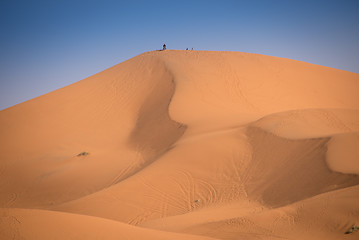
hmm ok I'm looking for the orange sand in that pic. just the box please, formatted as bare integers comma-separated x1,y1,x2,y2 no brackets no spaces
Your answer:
1,50,358,240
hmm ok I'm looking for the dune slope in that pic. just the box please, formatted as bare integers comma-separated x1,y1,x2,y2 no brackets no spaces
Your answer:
0,208,216,240
1,50,359,240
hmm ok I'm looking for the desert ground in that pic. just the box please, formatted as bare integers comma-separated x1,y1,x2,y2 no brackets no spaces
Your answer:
1,50,359,239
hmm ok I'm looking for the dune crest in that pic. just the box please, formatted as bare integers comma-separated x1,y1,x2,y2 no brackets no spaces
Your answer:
1,50,358,240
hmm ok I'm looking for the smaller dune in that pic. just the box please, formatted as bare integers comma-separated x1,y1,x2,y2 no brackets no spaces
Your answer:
251,108,359,139
0,208,216,240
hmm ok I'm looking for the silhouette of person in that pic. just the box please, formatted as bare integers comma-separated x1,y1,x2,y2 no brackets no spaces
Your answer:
163,44,166,50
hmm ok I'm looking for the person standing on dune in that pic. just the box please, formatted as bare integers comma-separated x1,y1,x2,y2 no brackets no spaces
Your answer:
163,44,166,50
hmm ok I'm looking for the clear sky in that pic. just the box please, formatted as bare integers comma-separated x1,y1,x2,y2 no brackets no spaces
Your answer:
1,0,358,110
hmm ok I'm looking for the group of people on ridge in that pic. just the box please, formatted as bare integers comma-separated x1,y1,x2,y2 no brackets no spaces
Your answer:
162,44,193,51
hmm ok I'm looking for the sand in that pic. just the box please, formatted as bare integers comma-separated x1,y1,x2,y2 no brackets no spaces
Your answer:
1,50,358,239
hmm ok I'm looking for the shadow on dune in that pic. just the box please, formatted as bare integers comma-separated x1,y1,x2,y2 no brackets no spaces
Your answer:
127,65,187,177
243,127,359,207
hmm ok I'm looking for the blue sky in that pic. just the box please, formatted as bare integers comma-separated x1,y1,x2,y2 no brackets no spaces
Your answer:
1,0,358,110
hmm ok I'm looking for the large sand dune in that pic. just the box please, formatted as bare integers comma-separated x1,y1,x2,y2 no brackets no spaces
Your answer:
1,50,358,239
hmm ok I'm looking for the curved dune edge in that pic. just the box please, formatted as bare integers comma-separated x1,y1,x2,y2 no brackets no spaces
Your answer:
251,108,359,139
250,108,359,174
1,50,359,240
0,208,217,240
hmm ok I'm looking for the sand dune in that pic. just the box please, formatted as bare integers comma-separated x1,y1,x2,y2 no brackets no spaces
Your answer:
1,50,358,239
0,208,216,240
